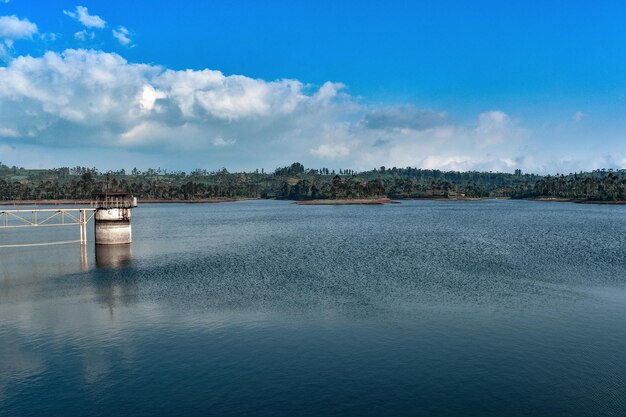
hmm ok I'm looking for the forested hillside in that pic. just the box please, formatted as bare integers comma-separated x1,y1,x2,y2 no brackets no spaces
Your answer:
1,162,625,201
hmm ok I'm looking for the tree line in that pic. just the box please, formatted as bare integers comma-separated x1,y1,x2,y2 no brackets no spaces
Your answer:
1,162,625,201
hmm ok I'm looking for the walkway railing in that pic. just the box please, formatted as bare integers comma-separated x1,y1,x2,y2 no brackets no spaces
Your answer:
92,200,134,209
0,208,96,247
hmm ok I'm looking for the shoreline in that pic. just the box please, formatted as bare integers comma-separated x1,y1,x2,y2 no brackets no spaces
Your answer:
574,200,626,205
139,198,255,204
2,197,625,206
527,197,626,205
293,198,399,205
395,197,503,201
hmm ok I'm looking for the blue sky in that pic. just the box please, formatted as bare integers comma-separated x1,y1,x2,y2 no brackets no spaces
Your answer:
0,0,625,173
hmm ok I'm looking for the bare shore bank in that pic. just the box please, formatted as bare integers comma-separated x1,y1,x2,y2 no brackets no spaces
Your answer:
397,197,500,201
529,197,626,205
293,198,399,205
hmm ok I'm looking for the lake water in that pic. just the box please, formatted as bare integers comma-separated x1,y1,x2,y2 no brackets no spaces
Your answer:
1,200,626,416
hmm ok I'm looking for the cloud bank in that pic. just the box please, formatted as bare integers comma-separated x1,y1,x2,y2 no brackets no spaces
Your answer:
0,48,543,172
0,49,349,149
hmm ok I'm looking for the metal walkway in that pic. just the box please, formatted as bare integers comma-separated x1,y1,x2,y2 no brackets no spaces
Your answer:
0,208,96,247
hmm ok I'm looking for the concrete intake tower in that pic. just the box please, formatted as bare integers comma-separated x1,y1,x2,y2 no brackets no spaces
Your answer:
94,192,138,245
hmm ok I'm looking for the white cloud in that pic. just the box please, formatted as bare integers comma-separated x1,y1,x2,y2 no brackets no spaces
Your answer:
573,111,585,122
40,32,58,42
63,6,106,29
473,110,519,147
0,127,19,137
138,85,166,111
0,15,37,43
74,30,94,41
112,26,132,46
310,143,350,159
0,49,350,153
313,81,346,103
212,137,236,147
0,15,37,60
333,109,533,173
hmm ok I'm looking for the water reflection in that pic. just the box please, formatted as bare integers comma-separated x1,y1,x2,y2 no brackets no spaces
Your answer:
0,244,93,290
80,244,88,271
95,244,132,269
91,275,137,318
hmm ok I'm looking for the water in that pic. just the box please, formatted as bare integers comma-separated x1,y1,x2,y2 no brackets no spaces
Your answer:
1,200,626,416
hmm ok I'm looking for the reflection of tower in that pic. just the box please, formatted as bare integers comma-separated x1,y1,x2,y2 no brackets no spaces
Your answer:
94,192,138,245
92,252,137,318
95,244,132,268
80,243,88,271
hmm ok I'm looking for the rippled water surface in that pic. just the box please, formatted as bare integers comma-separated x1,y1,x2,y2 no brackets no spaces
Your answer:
1,200,626,416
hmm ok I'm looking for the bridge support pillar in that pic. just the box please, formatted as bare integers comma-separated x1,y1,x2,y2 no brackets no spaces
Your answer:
79,210,88,244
